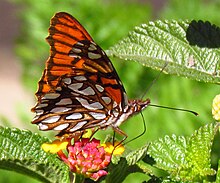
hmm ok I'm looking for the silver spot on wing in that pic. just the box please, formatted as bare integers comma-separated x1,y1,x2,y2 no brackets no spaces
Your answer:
123,92,128,106
89,112,106,119
38,123,49,130
79,87,95,95
41,116,60,123
76,97,104,110
42,93,60,99
75,42,84,46
71,47,82,53
66,113,83,120
68,83,83,91
56,98,72,105
63,78,71,85
95,84,104,92
51,107,72,113
35,103,48,109
69,121,87,132
113,101,118,108
88,43,97,51
88,52,102,59
53,123,69,131
35,109,44,115
102,96,111,105
32,115,40,121
74,76,87,81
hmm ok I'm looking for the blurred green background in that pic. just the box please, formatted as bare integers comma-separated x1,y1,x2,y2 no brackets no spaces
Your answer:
0,0,220,182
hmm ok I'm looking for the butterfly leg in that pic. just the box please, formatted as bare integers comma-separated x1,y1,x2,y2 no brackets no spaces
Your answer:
112,127,128,146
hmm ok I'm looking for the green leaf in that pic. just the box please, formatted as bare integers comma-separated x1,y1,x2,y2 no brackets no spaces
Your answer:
107,20,220,84
0,127,69,183
126,143,149,165
147,135,187,173
181,123,217,180
216,159,220,183
147,123,218,182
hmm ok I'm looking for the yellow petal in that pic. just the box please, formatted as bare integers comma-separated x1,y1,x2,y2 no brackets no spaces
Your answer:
41,139,68,154
212,94,220,121
102,142,125,155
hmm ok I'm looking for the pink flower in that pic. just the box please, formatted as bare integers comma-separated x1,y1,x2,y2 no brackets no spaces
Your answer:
57,138,111,181
41,137,124,181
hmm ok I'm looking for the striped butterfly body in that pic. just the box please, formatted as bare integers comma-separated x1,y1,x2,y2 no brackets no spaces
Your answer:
32,12,150,138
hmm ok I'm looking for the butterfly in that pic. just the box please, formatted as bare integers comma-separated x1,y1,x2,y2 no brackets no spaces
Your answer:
32,12,150,139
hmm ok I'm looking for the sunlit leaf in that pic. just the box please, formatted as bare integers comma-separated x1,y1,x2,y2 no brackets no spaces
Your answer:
147,123,218,182
0,127,69,183
108,20,220,84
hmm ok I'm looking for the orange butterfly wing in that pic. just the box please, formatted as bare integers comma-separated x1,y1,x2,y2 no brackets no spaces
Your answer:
32,12,131,136
36,12,93,98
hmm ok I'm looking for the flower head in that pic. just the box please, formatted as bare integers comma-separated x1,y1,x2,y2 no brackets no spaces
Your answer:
57,138,112,181
212,94,220,121
41,137,125,181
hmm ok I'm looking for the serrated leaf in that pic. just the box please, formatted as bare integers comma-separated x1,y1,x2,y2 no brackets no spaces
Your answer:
180,123,217,181
0,127,69,183
126,143,149,165
147,135,187,172
107,20,220,84
147,123,218,182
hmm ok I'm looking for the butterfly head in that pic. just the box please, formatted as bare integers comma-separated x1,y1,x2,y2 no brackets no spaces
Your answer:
127,98,150,113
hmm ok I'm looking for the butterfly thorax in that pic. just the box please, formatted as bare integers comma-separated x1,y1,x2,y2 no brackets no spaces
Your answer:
111,99,150,128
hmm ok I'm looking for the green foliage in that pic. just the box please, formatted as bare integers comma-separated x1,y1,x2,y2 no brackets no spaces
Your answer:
0,127,69,183
3,0,220,182
1,123,220,183
108,20,220,84
148,123,218,182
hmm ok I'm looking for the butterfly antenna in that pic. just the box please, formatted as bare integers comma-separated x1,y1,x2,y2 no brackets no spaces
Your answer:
123,111,146,145
149,104,198,116
141,62,168,100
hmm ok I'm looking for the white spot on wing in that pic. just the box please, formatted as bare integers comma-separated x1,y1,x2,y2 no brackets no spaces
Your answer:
54,123,69,130
42,116,60,123
66,113,83,120
79,87,95,95
38,123,49,130
69,121,87,132
88,44,97,51
76,42,84,46
123,92,128,106
51,107,71,113
76,97,104,110
89,112,106,119
72,47,82,53
102,96,111,105
113,101,118,108
63,78,71,85
35,103,48,109
74,76,87,81
88,52,101,59
68,83,83,91
42,93,60,99
32,115,40,121
95,84,104,92
35,109,44,115
56,98,72,105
